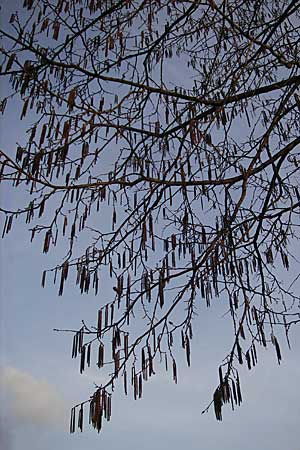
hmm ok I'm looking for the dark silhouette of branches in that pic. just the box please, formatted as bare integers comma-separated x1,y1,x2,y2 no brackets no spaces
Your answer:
1,0,300,433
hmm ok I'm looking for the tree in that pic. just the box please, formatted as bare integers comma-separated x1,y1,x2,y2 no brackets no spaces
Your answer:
1,0,300,434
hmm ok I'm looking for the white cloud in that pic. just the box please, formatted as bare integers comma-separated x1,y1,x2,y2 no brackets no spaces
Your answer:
0,366,68,429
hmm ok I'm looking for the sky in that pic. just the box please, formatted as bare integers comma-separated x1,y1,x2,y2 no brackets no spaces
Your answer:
0,223,299,450
1,1,300,450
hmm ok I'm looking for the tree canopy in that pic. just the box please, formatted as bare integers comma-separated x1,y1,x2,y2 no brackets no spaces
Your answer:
1,0,300,433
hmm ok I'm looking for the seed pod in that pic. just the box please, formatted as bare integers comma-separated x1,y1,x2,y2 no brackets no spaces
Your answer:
97,309,102,338
237,339,243,364
39,124,47,147
87,343,91,367
98,343,104,369
218,366,223,386
274,336,282,364
72,332,78,359
185,335,191,367
78,403,83,432
5,53,16,71
158,270,164,308
20,98,29,119
53,21,60,40
123,369,127,395
70,407,76,433
41,270,46,288
245,350,251,370
213,387,222,421
67,88,76,111
80,345,86,373
172,359,177,384
231,379,237,404
236,375,242,405
139,374,143,398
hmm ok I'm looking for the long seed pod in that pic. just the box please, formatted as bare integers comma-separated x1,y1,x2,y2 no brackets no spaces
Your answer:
236,339,243,364
87,343,91,367
231,379,237,405
274,336,282,364
123,369,127,395
98,343,104,369
139,373,143,398
185,335,191,367
245,350,251,370
72,333,78,359
97,309,102,338
70,407,76,433
172,358,177,384
41,270,46,288
124,333,129,359
236,375,242,405
80,345,86,373
78,403,84,432
213,388,223,421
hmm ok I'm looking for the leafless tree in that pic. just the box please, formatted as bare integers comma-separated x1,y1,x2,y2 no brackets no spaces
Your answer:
1,0,300,433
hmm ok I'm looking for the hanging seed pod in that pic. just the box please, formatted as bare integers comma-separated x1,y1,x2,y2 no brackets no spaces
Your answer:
231,379,237,404
78,328,84,353
80,345,86,373
222,379,230,403
93,271,99,296
5,53,16,71
250,347,256,367
93,390,101,432
53,21,60,40
59,268,65,296
20,98,29,119
110,303,114,325
158,270,164,308
236,339,243,364
87,343,91,367
245,350,251,370
72,332,78,359
240,322,245,339
114,350,120,376
133,373,138,400
98,343,104,368
107,395,112,421
185,335,191,367
141,347,146,371
123,369,128,395
139,374,143,398
236,375,242,405
213,388,223,421
70,407,76,433
78,403,84,432
148,350,154,377
41,17,49,32
252,343,258,364
97,309,102,338
201,225,206,244
43,230,51,253
41,270,46,288
124,334,129,359
273,336,282,364
104,304,109,328
39,124,47,147
260,326,267,347
218,366,223,386
67,88,76,111
172,358,177,384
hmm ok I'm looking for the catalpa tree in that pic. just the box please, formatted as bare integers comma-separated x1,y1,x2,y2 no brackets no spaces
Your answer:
1,0,300,433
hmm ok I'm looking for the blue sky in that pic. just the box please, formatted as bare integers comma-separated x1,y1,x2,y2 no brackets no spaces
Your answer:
1,216,300,450
1,1,300,449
